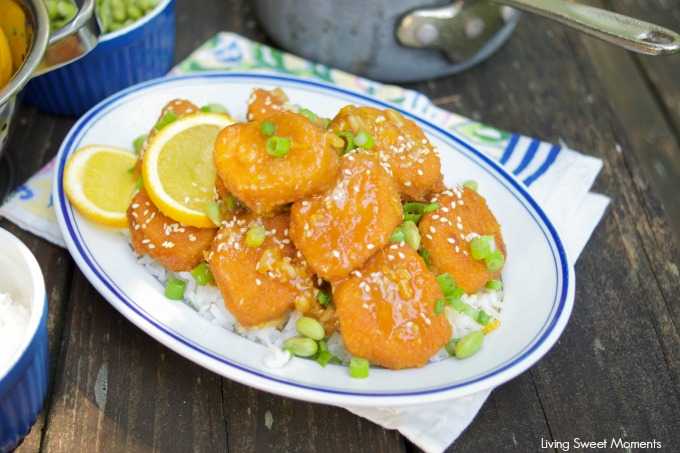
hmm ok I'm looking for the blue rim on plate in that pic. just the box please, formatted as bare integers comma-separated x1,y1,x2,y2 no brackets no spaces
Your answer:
53,72,575,406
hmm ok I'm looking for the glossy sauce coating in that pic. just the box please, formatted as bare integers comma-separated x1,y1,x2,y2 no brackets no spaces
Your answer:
289,152,402,282
208,211,315,327
419,186,506,294
127,188,217,272
214,112,342,214
333,242,451,369
329,105,445,201
246,88,291,121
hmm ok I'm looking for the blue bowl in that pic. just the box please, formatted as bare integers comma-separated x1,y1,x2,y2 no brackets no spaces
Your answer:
22,0,175,117
0,228,49,453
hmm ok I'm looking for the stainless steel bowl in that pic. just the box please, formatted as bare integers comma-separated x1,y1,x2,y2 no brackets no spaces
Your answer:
0,0,99,157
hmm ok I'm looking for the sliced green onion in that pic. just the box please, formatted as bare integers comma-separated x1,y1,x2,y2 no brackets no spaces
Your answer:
484,250,505,271
336,131,355,154
463,180,478,191
225,194,246,212
424,202,439,213
284,337,318,357
190,262,214,285
318,339,329,353
200,103,229,113
133,134,147,154
478,311,491,325
403,220,421,251
164,278,186,300
266,136,291,157
296,316,326,341
317,288,332,308
486,279,503,291
403,202,426,223
445,291,490,326
205,201,222,226
349,357,369,378
261,121,276,136
446,294,466,312
436,273,456,296
434,298,444,314
454,331,484,359
390,226,405,242
154,111,178,131
354,130,375,149
419,249,434,269
470,235,496,260
127,166,135,174
245,225,266,247
298,108,317,123
316,351,341,367
135,175,144,191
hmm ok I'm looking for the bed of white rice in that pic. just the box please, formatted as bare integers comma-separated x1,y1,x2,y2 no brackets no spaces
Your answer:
0,291,31,371
137,250,504,368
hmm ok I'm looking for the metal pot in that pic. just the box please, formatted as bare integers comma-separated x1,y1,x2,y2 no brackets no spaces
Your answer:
0,0,100,157
254,0,680,83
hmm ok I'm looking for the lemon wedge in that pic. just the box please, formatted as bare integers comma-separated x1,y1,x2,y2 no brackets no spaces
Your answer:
63,145,138,229
142,112,237,228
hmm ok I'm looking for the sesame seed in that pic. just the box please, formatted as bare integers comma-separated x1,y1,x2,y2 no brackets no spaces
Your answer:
332,250,340,258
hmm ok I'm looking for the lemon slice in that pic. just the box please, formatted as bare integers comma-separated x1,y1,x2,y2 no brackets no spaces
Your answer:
142,112,237,228
63,145,138,229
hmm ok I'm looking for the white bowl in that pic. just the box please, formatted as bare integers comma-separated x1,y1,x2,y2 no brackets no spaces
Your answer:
0,228,49,453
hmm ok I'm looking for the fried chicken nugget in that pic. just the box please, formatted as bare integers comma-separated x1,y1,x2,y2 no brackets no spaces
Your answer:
214,111,342,214
329,105,445,201
208,211,315,327
246,88,291,121
289,152,402,282
127,188,217,272
333,242,452,370
419,186,506,294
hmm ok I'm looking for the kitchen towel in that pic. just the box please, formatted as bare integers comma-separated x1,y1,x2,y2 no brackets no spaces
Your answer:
0,33,609,453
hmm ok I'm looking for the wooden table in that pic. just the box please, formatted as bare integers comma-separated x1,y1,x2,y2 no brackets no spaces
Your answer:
3,0,679,451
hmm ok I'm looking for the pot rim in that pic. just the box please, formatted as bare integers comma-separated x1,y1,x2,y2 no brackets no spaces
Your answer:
0,0,50,107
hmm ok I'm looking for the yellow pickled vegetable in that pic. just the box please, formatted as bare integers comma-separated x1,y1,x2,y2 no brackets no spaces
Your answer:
0,0,29,73
0,26,12,89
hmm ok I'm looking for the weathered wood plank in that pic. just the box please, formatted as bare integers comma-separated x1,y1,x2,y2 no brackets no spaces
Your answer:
40,273,228,452
222,380,406,453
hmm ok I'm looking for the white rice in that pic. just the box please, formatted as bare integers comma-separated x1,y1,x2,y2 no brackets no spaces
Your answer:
135,251,504,367
0,291,31,370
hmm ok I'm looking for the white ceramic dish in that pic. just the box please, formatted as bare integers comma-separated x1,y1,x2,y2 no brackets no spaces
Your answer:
53,72,574,407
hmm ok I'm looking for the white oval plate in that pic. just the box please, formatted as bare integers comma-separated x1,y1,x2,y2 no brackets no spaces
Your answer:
53,73,575,407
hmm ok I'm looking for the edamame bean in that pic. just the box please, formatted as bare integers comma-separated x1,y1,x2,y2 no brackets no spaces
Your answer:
295,316,325,341
454,330,484,359
284,337,318,357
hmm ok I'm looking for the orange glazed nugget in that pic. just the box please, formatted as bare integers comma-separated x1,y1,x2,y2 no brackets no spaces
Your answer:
133,99,201,177
214,111,342,214
247,88,291,121
329,105,444,201
334,242,452,370
208,211,314,327
419,186,506,294
127,188,217,272
289,152,402,282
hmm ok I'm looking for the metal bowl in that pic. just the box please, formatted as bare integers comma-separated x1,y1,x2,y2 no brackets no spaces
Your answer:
0,0,99,158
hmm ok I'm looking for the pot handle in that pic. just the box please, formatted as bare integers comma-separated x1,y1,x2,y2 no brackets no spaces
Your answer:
496,0,680,55
35,0,101,76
